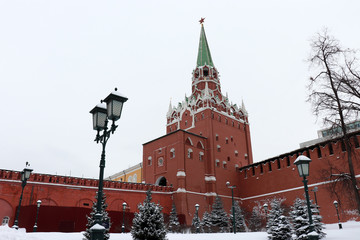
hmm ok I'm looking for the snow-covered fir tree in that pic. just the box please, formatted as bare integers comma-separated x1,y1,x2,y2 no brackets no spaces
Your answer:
200,211,212,233
167,202,180,233
131,189,166,240
311,202,326,239
209,195,230,232
83,192,111,240
229,200,247,232
248,206,262,232
267,198,290,239
269,215,292,240
291,198,310,240
290,198,326,240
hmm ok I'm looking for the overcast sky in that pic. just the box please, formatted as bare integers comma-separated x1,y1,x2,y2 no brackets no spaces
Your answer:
1,0,360,179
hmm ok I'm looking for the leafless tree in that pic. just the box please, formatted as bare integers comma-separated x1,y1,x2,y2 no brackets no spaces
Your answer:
308,29,360,215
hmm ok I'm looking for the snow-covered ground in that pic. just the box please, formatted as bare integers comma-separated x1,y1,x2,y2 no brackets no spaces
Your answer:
1,221,359,240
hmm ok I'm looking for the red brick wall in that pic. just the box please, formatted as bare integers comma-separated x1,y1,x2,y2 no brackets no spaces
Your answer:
0,170,173,232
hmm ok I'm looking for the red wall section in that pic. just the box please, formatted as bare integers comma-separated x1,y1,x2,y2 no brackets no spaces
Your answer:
0,170,173,232
237,136,360,223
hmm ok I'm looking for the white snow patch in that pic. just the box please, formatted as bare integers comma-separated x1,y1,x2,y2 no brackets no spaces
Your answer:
0,221,359,240
176,171,186,177
205,176,216,181
176,188,186,193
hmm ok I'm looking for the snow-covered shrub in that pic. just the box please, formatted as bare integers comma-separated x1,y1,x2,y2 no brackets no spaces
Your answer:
131,189,166,240
208,195,230,232
267,198,292,239
290,197,326,240
200,211,212,233
167,202,180,233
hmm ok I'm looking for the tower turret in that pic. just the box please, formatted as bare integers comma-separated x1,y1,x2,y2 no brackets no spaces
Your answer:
192,23,222,99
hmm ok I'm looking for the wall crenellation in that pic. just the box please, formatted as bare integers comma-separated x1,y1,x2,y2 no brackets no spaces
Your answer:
238,133,360,179
0,169,173,192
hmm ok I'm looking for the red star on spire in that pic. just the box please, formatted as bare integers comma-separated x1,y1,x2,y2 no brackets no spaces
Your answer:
199,18,205,24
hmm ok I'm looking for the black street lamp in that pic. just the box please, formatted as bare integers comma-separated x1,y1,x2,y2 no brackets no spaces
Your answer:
33,200,42,232
122,202,127,233
263,203,268,228
90,88,128,240
311,187,319,210
226,181,236,234
294,155,319,240
13,165,33,229
195,204,200,233
333,201,342,229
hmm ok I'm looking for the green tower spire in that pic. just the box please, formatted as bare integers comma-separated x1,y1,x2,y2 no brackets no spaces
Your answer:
196,24,214,67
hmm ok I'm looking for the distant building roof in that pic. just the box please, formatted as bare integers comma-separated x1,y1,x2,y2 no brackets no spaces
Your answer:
300,120,360,148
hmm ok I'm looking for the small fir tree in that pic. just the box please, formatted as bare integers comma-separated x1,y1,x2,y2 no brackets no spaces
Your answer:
229,201,247,232
291,198,325,240
168,202,180,233
291,198,310,240
200,211,212,233
267,198,286,239
270,215,292,240
131,189,166,240
311,202,326,239
83,192,111,240
248,206,262,232
209,195,230,232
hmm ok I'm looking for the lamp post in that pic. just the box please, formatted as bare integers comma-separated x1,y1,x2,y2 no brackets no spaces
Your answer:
294,155,319,240
311,187,319,210
90,88,128,240
333,201,342,229
122,202,127,233
226,181,236,234
13,165,33,229
33,200,42,232
195,204,200,233
263,203,268,229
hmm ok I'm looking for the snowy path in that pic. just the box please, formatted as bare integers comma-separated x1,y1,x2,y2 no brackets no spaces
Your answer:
1,221,359,240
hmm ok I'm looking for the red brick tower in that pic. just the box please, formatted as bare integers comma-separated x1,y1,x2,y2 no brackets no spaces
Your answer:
143,22,253,224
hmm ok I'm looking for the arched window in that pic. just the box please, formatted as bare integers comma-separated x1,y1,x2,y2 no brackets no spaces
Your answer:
203,67,209,77
223,161,227,169
215,159,220,167
128,176,132,182
199,152,204,161
133,174,137,183
197,141,204,149
170,148,175,158
148,156,152,166
187,148,193,159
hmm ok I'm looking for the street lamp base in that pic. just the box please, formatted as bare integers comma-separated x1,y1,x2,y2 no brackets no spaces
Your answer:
308,231,319,240
90,223,106,240
338,223,343,229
